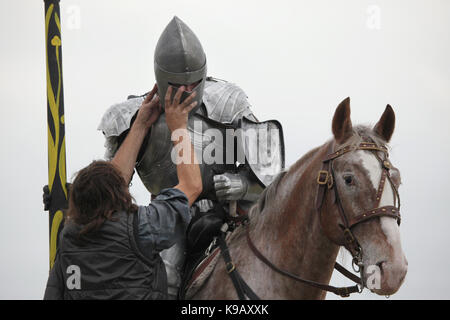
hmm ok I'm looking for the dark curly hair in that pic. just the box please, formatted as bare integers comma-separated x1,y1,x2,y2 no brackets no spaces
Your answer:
67,160,138,235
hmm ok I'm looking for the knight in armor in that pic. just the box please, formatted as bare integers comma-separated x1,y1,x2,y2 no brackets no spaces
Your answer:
98,16,285,299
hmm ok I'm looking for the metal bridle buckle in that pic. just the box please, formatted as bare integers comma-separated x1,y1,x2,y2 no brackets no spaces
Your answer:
317,170,329,185
339,287,350,298
226,262,236,274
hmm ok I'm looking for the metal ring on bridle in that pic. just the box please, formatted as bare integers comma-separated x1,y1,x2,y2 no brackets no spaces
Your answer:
352,258,362,273
352,247,363,273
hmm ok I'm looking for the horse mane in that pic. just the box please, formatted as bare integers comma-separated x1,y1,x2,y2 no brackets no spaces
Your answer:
246,145,324,221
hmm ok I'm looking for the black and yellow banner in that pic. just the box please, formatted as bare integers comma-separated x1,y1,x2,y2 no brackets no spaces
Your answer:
44,0,68,270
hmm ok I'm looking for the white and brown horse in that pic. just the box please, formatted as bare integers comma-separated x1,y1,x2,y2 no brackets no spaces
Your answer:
191,98,407,299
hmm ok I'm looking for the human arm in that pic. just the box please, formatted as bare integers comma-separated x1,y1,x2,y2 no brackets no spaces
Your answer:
164,85,202,206
110,85,161,185
136,188,191,252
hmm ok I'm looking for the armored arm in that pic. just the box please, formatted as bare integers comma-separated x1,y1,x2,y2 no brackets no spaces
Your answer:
213,170,263,203
98,97,144,160
212,107,264,203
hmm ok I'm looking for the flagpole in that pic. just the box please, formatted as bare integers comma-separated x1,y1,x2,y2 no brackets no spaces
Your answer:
44,0,68,269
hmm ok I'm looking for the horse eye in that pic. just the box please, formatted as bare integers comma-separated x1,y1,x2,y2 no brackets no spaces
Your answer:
343,174,354,186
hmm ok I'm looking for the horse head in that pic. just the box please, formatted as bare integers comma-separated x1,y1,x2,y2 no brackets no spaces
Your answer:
320,97,408,295
190,97,408,300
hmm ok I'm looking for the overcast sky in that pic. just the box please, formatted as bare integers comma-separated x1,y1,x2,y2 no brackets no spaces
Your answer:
1,0,449,299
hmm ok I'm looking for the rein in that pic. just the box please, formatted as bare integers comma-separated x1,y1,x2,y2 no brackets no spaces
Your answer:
224,141,401,299
245,225,361,297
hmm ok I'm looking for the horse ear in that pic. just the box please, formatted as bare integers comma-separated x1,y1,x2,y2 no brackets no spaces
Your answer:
332,97,353,144
374,104,395,142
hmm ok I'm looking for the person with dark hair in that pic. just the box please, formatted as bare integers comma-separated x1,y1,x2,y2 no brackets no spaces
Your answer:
43,84,202,300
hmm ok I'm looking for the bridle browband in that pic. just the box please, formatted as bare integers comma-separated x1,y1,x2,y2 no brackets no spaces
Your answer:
240,140,401,298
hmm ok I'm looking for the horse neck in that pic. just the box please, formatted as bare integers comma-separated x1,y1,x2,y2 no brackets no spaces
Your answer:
248,141,340,298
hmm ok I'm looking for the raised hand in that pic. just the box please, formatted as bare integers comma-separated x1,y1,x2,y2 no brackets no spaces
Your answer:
164,85,197,132
135,84,162,129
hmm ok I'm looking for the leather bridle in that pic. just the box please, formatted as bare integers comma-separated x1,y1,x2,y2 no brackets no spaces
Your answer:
315,141,401,271
242,140,401,298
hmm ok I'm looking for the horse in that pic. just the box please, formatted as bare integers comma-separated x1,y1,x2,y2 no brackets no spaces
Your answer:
190,97,408,299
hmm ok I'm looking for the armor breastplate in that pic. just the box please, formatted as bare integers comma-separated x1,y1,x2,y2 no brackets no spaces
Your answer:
135,107,235,199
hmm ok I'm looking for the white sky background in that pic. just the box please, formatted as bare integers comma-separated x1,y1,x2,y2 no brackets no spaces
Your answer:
0,0,449,299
